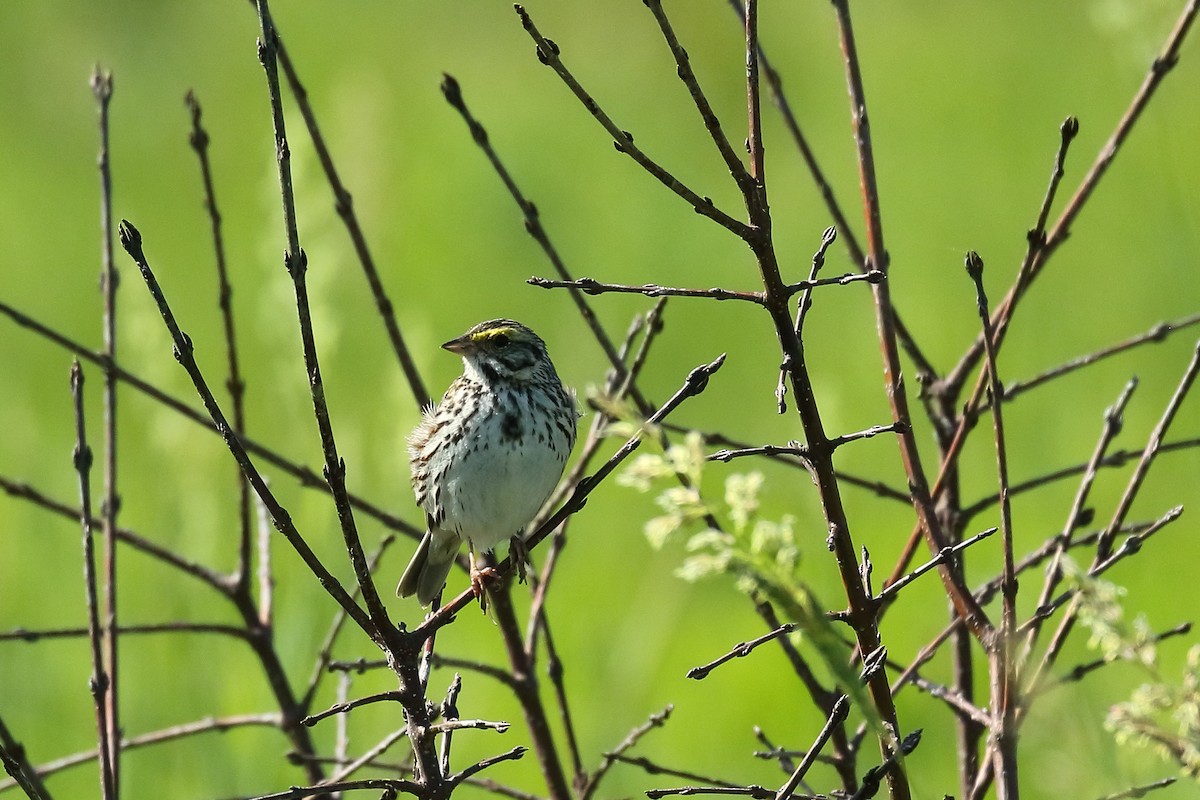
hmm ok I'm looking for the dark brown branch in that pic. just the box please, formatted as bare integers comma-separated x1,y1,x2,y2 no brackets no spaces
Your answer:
580,705,673,800
89,65,121,796
999,312,1200,404
253,0,391,634
301,692,403,728
728,2,936,383
271,29,429,410
687,623,799,681
0,713,52,800
528,276,763,304
186,90,254,597
68,363,115,800
118,220,371,633
512,5,751,237
1097,339,1200,559
832,1,990,657
875,527,997,606
772,696,848,800
0,715,280,792
1020,378,1138,659
642,0,754,199
440,73,649,412
1092,778,1177,800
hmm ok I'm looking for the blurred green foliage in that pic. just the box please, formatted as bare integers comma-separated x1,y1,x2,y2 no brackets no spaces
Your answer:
1,1,1199,799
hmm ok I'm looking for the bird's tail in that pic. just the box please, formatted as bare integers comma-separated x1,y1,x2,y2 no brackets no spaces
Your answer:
397,530,460,607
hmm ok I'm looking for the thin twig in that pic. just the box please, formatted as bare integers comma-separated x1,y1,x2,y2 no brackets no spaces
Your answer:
326,728,409,784
647,788,776,800
751,601,857,792
0,623,251,643
0,475,230,590
999,312,1200,404
773,696,848,800
301,692,403,728
581,706,673,800
687,624,799,681
1096,339,1200,559
965,252,1019,800
240,778,418,800
875,527,997,606
302,535,396,711
961,437,1200,523
528,277,763,304
440,73,646,409
447,747,528,790
883,115,1083,595
68,362,115,800
512,5,751,237
0,713,52,800
778,227,837,413
438,675,461,778
253,0,391,632
1040,622,1191,695
186,90,254,595
0,715,280,792
1092,777,1177,800
0,301,417,535
89,65,121,796
1021,377,1138,659
947,0,1199,394
538,611,585,789
118,220,371,633
271,27,429,409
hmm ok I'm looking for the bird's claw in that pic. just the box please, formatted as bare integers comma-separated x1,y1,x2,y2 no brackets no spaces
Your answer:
470,565,500,613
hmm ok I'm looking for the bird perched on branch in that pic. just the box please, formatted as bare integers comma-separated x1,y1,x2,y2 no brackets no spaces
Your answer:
398,319,577,607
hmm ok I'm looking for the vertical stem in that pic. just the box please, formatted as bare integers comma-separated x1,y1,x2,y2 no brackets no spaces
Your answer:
69,363,116,800
90,65,121,797
829,0,989,636
253,0,391,631
966,253,1019,800
186,92,253,595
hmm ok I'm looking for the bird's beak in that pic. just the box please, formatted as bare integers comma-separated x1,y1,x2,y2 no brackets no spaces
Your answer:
442,335,472,355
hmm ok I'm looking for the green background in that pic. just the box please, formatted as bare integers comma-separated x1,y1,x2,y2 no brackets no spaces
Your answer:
2,1,1199,798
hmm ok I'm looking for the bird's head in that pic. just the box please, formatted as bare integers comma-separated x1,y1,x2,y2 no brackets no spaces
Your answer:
444,319,551,383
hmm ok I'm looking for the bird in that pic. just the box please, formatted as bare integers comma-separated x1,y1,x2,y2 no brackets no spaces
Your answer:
397,318,577,607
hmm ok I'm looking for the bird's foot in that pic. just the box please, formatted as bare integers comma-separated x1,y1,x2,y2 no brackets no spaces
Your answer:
470,564,499,613
510,534,531,584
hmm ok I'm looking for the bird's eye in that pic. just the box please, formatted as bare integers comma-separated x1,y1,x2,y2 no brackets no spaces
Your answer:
492,332,511,348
